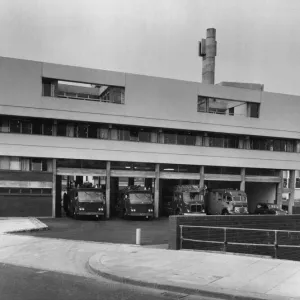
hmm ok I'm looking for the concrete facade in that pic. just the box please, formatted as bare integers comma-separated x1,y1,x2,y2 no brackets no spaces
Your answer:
0,56,299,217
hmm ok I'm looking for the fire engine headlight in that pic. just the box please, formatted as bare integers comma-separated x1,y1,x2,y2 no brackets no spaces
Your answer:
148,209,153,212
131,209,136,212
79,207,85,211
234,207,240,213
98,208,103,211
186,209,190,213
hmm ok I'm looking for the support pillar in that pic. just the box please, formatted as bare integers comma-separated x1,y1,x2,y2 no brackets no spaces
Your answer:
154,163,160,218
199,166,205,189
240,168,245,192
288,170,296,215
295,140,300,153
244,136,251,150
52,158,56,218
276,170,283,207
106,161,111,219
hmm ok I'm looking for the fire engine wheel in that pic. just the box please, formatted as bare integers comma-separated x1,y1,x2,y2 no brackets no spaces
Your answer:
222,209,229,215
175,208,181,215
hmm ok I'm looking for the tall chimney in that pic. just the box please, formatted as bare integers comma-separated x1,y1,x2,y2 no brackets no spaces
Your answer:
200,28,217,84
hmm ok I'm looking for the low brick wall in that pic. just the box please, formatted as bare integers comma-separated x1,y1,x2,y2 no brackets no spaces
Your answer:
169,215,300,260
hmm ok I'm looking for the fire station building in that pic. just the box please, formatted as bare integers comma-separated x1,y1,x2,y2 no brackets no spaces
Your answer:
0,53,300,218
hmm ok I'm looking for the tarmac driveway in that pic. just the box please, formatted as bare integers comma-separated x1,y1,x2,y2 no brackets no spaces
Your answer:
16,217,169,245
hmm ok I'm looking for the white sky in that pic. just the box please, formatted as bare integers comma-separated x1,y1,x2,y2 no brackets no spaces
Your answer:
0,0,300,95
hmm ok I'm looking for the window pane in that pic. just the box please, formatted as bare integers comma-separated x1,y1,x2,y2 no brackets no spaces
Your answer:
57,122,67,136
197,96,207,112
77,123,88,138
43,120,53,136
249,103,260,118
21,121,32,134
43,82,52,96
31,159,42,171
10,120,21,133
10,157,21,170
139,130,151,142
88,124,98,139
32,120,43,135
0,156,10,169
164,131,176,144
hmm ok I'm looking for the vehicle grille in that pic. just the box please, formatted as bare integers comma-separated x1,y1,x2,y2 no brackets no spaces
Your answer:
190,205,203,213
131,204,152,213
83,202,102,212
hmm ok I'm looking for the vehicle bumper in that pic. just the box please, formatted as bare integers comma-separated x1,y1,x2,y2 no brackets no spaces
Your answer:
127,212,154,217
184,212,206,215
76,212,105,216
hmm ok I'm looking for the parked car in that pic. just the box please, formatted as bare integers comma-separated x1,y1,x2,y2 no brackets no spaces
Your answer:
254,203,287,215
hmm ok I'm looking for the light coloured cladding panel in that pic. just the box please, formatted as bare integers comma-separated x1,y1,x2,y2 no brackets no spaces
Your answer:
0,180,52,188
1,133,300,170
110,170,155,178
42,62,126,86
159,172,199,180
204,174,241,181
56,168,106,176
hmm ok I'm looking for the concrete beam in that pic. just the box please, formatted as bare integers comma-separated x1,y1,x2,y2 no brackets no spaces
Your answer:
160,172,199,180
154,163,160,218
52,158,56,218
106,161,111,219
110,170,155,178
204,174,241,181
245,176,281,183
57,167,106,176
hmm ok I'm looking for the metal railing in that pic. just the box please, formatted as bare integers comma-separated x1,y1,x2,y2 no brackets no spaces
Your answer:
179,225,300,259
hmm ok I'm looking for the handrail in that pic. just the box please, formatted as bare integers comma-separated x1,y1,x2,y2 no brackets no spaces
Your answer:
179,225,300,258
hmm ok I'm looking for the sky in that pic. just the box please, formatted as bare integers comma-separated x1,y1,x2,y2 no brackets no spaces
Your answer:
0,0,300,95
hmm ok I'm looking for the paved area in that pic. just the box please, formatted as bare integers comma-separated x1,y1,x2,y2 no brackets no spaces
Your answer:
17,217,169,245
0,234,221,300
89,246,300,300
0,217,48,234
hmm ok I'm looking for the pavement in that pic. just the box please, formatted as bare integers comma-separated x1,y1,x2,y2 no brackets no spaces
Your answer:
0,217,48,234
2,218,300,299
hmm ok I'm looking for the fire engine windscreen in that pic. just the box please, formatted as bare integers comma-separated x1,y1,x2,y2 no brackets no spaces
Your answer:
78,191,105,202
183,192,201,203
129,193,153,204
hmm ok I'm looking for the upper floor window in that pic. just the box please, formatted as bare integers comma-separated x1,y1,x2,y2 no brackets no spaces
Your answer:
42,78,125,104
197,96,260,118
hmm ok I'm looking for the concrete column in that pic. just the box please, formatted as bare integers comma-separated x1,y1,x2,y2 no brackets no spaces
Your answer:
199,166,205,189
288,170,296,215
276,170,283,207
106,161,111,219
240,168,246,192
154,163,160,218
52,158,56,218
52,120,57,136
158,130,164,144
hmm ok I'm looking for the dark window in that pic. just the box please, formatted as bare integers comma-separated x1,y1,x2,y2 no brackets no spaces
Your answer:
10,119,21,133
229,107,234,115
21,188,32,194
197,96,208,112
32,120,43,135
43,79,52,97
42,189,52,195
249,103,260,118
77,123,88,138
43,120,53,136
21,120,32,134
138,129,151,142
10,188,21,194
57,122,67,136
129,128,139,141
31,159,42,171
296,178,300,188
164,131,177,144
88,123,98,139
32,189,42,194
